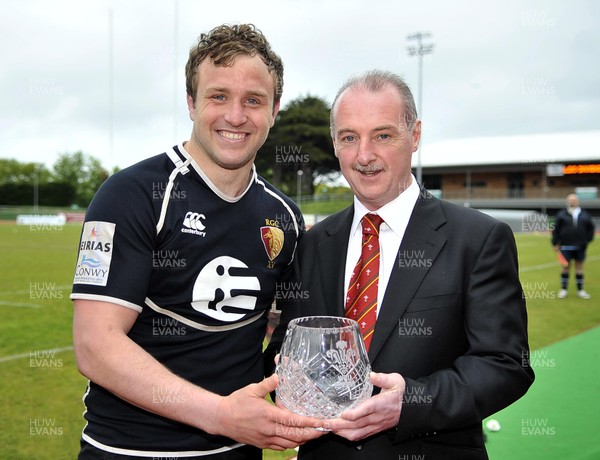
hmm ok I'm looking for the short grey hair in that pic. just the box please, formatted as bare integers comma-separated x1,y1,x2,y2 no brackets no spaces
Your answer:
330,69,418,133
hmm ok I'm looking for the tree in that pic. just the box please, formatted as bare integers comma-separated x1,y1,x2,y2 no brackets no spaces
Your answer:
256,95,338,198
52,151,109,207
0,159,69,206
0,159,52,184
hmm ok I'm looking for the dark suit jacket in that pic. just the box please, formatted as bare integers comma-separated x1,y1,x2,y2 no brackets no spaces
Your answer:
265,190,535,459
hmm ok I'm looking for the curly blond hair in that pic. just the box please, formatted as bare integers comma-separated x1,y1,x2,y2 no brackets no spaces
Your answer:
185,24,283,107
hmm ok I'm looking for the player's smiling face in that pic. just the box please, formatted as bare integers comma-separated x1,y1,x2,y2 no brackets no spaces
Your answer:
186,54,279,172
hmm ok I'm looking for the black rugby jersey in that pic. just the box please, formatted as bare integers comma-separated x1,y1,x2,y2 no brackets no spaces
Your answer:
71,144,304,456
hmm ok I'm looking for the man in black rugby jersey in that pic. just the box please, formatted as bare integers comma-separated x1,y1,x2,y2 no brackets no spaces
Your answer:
71,24,323,459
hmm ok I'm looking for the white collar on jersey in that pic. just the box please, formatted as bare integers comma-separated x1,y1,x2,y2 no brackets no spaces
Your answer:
177,143,257,203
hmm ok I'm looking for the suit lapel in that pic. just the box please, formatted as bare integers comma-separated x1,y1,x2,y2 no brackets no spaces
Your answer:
315,207,354,317
368,192,448,361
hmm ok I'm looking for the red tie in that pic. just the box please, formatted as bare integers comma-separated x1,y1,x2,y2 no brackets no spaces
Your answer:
345,213,384,351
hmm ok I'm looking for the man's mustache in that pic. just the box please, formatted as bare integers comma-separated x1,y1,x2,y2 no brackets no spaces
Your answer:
353,165,384,173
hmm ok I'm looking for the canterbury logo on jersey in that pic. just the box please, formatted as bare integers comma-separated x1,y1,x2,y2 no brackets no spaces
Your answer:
181,211,206,237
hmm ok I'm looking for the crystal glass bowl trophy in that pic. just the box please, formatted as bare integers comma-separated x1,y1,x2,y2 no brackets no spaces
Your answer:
276,316,373,419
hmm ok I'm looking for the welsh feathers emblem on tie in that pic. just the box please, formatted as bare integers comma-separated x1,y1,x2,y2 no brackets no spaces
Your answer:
260,226,284,268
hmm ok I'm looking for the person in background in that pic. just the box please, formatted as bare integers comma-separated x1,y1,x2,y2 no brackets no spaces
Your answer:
552,193,595,299
71,24,323,459
266,69,534,459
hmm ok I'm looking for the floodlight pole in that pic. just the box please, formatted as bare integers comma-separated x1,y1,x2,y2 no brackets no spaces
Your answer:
108,7,114,169
407,32,434,186
33,163,39,212
173,0,179,141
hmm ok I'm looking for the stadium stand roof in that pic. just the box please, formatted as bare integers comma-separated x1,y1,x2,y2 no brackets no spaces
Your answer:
418,130,600,168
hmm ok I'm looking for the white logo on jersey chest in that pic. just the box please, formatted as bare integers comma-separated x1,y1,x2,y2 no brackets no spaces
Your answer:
181,211,207,237
191,256,260,322
183,211,206,230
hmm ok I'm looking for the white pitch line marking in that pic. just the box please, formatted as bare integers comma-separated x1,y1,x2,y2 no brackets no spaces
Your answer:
0,346,74,363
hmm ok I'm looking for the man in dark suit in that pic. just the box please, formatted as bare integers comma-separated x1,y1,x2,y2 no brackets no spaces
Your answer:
265,70,534,459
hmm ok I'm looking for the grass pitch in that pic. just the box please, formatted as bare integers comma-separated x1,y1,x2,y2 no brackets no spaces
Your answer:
0,223,598,459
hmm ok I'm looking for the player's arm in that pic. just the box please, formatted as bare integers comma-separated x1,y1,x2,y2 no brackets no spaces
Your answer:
73,299,223,429
73,299,324,450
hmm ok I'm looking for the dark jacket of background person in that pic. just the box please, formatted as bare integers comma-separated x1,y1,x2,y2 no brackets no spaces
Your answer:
552,208,595,247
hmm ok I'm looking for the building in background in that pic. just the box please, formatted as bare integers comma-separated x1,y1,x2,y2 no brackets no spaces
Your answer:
419,130,600,220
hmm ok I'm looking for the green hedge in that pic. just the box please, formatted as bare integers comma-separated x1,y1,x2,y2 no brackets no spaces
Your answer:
0,182,75,206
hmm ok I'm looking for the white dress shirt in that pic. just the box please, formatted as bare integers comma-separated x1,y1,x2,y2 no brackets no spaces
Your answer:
570,207,581,225
344,175,420,316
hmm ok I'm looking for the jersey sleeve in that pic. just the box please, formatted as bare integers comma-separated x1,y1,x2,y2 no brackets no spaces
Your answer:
71,171,158,312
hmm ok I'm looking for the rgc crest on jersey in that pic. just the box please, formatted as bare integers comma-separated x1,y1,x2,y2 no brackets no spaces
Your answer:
261,219,284,269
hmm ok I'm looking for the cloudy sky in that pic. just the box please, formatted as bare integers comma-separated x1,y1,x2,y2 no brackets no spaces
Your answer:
2,0,599,171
